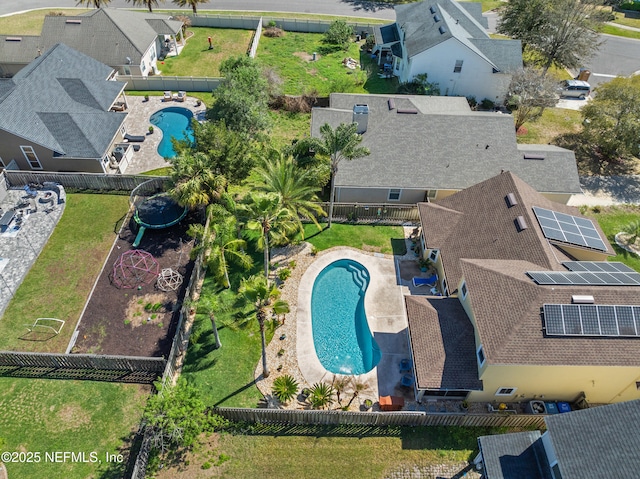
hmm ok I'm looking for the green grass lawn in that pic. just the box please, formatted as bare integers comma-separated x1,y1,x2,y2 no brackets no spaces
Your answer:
515,108,583,145
0,378,148,479
268,110,312,149
301,224,407,255
469,0,504,12
611,11,640,29
582,205,640,272
0,194,129,353
0,9,90,35
600,23,640,39
160,28,253,77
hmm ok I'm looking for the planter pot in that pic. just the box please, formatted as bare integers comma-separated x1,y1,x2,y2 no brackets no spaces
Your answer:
420,266,427,272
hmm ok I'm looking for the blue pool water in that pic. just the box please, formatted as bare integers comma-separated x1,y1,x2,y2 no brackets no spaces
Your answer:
311,259,381,375
149,107,194,158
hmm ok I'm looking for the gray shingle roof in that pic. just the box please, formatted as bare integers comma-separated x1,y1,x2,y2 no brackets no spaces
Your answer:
0,35,42,63
311,94,581,195
405,296,482,390
0,43,125,158
545,400,640,479
478,431,552,479
470,38,523,72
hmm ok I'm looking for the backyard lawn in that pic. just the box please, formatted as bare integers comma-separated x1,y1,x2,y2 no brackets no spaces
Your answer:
0,194,129,353
515,108,583,145
0,377,148,479
301,223,407,255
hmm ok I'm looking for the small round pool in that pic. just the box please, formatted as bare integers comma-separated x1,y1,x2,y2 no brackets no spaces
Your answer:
311,259,381,375
149,107,194,159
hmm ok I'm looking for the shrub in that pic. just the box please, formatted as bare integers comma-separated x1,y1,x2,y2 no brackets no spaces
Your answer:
323,19,353,51
466,96,477,109
273,374,299,403
278,268,291,282
289,260,297,269
620,2,640,11
308,382,335,409
480,98,495,110
263,26,285,38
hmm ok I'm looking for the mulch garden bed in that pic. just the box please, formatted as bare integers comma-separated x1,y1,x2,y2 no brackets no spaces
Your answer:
72,212,198,358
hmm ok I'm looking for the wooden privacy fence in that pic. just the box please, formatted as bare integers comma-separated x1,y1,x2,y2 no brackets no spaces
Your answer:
214,407,547,429
4,170,169,192
0,351,165,383
314,202,420,225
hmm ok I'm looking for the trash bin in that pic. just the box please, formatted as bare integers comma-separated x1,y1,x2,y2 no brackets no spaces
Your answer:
577,69,591,81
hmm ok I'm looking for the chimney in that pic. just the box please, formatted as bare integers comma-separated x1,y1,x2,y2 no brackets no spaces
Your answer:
353,104,369,134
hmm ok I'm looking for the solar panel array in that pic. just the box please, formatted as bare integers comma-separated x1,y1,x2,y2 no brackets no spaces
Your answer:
544,304,640,337
562,261,636,273
532,207,608,252
528,270,640,286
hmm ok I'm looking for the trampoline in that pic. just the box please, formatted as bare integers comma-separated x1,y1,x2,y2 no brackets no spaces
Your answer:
132,193,187,247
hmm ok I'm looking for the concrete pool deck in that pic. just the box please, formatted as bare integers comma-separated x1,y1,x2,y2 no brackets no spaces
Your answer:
296,248,410,401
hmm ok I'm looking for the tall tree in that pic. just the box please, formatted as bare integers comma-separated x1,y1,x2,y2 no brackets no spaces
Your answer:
240,193,296,279
252,150,326,237
75,0,111,7
195,295,226,349
239,275,290,378
172,0,208,14
506,67,559,131
581,75,640,164
128,0,163,12
310,123,370,228
188,205,252,288
498,0,608,74
168,152,227,209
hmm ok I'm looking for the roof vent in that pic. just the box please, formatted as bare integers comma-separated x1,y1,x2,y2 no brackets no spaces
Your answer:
506,193,518,208
433,14,441,22
572,295,594,304
352,104,369,134
397,108,418,114
438,26,447,35
515,216,528,231
429,5,436,13
388,98,395,110
65,19,82,24
524,153,545,160
5,37,22,42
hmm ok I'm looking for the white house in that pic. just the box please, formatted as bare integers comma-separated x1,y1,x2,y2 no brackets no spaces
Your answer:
373,0,522,103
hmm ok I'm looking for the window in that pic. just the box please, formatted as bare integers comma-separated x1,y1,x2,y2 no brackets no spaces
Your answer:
20,146,42,169
429,249,439,262
441,277,448,296
460,281,468,299
427,189,437,200
454,60,463,73
551,463,563,479
476,346,485,367
388,189,401,201
495,387,517,396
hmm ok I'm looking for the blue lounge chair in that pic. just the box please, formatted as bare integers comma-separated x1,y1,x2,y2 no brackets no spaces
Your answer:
412,274,437,287
400,374,414,388
399,358,412,373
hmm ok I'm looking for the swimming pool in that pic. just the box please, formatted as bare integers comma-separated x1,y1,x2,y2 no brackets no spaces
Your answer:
311,259,381,375
149,107,194,159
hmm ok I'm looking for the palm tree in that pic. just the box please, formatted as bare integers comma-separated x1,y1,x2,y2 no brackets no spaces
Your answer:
252,150,326,238
196,295,225,349
188,205,252,288
239,275,289,378
169,152,227,209
127,0,163,13
621,219,640,244
173,0,208,14
311,123,370,228
75,0,111,7
240,193,297,279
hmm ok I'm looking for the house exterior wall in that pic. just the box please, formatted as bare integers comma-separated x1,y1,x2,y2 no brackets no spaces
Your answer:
335,187,427,204
468,363,640,404
541,192,572,205
555,244,611,262
401,38,512,104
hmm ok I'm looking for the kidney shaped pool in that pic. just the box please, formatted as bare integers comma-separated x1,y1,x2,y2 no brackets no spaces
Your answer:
149,107,194,159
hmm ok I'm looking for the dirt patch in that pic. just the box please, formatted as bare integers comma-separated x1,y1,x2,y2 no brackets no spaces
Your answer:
361,244,382,253
72,212,196,358
154,433,223,479
293,51,316,62
56,404,90,430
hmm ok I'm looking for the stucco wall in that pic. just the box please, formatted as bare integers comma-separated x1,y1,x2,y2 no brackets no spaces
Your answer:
541,192,572,205
335,187,427,204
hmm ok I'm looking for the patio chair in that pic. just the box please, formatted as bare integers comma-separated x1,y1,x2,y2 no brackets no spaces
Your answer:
163,91,173,102
412,274,437,287
23,184,37,198
176,91,187,102
124,133,145,143
399,358,412,373
400,374,414,388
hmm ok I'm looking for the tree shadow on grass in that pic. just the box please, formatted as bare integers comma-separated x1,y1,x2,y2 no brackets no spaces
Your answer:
339,0,398,12
96,427,141,479
212,379,259,407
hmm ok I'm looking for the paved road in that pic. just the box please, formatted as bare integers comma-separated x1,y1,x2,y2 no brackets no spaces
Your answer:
0,0,396,19
583,34,640,89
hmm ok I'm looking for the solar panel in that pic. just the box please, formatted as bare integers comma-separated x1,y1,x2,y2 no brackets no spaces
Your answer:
532,207,608,251
562,261,636,273
527,271,640,286
543,304,640,338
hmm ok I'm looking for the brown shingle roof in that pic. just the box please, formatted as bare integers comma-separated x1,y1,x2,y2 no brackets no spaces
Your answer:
461,259,640,366
419,171,614,290
405,296,482,390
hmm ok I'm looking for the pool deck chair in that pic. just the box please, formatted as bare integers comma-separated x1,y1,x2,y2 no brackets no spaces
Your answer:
412,274,437,287
163,91,173,101
124,133,145,143
176,91,187,102
399,358,412,373
400,374,414,388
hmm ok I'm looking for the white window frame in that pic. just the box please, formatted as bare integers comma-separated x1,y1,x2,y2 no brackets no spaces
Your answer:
477,345,486,367
551,462,563,479
388,188,401,201
428,249,439,262
495,387,517,396
441,277,448,296
460,281,468,300
453,60,463,73
20,146,42,170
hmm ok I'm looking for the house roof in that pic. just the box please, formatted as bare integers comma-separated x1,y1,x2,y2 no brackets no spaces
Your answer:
545,399,640,479
405,295,482,390
311,94,581,196
374,23,400,45
0,43,125,158
478,431,552,479
461,258,640,367
0,35,42,63
0,8,182,67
